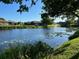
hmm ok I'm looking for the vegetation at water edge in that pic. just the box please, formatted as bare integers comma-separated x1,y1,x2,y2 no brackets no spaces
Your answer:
0,41,53,59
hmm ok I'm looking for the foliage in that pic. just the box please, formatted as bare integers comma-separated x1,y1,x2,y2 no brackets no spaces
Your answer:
0,18,5,21
69,30,79,40
42,0,79,19
44,37,79,59
0,41,53,59
0,0,38,13
0,32,79,59
1,0,79,19
65,19,76,27
41,13,54,25
58,17,77,27
0,24,59,30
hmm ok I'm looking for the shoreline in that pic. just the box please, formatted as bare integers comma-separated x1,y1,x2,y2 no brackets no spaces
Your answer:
0,24,60,30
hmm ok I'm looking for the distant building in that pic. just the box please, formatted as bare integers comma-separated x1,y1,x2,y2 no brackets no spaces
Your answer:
57,22,66,27
7,21,16,25
30,21,42,26
0,18,9,25
24,21,42,26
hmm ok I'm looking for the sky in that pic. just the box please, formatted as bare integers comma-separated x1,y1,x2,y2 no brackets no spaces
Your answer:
0,0,42,22
0,0,64,22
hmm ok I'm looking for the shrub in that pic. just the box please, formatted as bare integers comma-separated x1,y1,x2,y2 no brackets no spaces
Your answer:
0,41,53,59
69,30,79,40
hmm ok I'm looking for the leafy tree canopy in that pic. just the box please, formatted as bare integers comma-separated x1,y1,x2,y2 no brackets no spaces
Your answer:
1,0,79,20
42,0,79,19
0,18,5,20
41,13,54,25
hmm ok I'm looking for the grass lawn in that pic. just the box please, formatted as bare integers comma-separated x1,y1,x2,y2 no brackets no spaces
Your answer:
44,37,79,59
0,24,60,30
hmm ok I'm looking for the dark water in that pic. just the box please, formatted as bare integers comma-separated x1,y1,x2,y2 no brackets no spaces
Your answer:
0,27,76,49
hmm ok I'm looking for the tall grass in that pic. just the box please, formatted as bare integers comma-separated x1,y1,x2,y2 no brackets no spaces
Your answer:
0,24,59,30
0,25,42,30
0,41,53,59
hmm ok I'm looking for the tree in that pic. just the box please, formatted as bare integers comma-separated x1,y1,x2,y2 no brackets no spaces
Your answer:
1,0,79,23
65,16,76,27
42,0,79,19
1,0,79,19
41,13,53,25
0,18,5,21
0,0,38,13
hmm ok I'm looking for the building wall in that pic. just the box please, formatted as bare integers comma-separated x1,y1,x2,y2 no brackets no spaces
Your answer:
0,20,9,25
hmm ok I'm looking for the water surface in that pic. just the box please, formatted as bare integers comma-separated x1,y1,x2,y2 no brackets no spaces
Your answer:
0,27,76,49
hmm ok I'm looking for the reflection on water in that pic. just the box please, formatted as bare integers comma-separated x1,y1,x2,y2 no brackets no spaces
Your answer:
65,28,77,32
42,28,54,39
0,27,76,49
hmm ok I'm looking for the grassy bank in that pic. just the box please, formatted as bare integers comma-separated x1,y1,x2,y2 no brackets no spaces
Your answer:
0,37,79,59
0,41,53,59
0,24,60,30
0,25,41,30
44,37,79,59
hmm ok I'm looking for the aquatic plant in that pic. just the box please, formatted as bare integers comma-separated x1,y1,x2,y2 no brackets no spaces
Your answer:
0,41,53,59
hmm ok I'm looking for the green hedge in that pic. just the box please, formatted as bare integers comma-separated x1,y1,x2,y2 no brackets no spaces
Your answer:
69,30,79,40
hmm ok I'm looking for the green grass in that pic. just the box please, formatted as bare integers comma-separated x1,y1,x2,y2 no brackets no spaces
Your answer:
44,37,79,59
1,38,79,59
69,30,79,40
0,24,60,30
0,25,40,29
0,41,53,59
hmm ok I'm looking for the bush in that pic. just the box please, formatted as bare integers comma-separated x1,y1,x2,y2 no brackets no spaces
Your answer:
0,41,53,59
69,30,79,40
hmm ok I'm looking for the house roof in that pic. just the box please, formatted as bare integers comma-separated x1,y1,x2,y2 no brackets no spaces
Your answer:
0,18,7,23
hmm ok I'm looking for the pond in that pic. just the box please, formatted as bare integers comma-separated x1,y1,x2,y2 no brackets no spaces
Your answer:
0,27,76,49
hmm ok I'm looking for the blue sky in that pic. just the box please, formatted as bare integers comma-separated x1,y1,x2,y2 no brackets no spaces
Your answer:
0,0,42,22
0,0,65,22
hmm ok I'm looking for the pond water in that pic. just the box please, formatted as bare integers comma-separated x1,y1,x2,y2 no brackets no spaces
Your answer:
0,27,76,49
